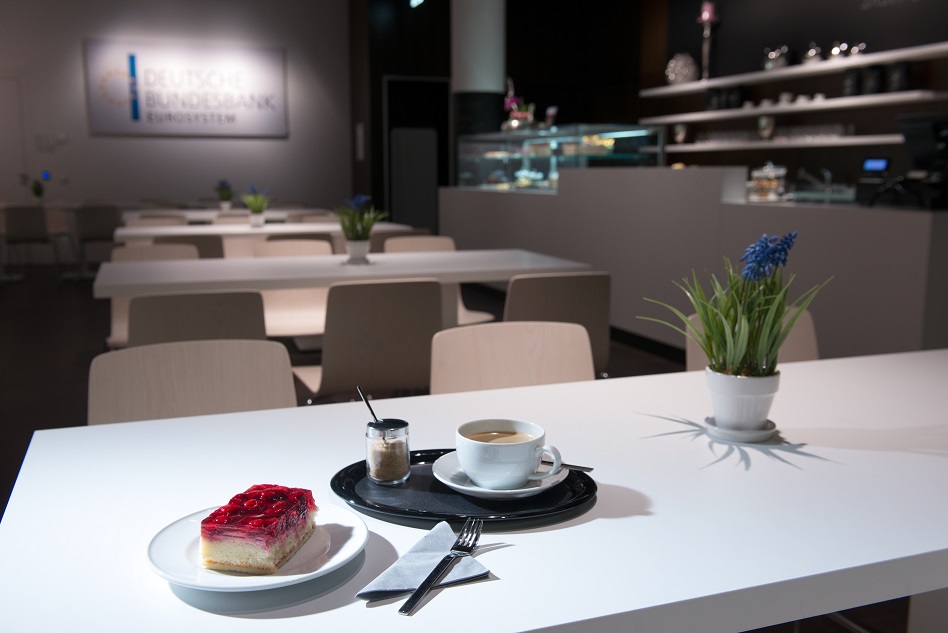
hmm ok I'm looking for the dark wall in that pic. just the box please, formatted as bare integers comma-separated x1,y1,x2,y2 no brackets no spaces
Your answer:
666,0,948,78
354,0,451,209
505,0,645,125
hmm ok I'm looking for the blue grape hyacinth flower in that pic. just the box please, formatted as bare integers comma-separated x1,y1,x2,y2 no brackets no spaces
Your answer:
740,231,797,281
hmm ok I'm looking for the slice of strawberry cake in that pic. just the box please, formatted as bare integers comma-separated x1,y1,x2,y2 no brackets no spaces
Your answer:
200,484,318,574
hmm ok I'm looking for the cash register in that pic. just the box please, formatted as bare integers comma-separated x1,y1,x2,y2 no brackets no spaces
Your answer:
861,112,948,208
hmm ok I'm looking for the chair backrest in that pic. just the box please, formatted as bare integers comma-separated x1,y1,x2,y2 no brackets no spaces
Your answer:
154,234,224,258
266,232,336,252
212,215,252,224
126,292,267,347
285,210,335,223
503,271,611,374
319,279,442,397
75,205,121,241
88,339,297,424
430,321,596,394
383,234,456,253
685,308,819,371
368,228,430,252
107,244,201,349
381,233,495,327
1,206,48,242
111,243,200,261
254,239,333,257
124,216,187,227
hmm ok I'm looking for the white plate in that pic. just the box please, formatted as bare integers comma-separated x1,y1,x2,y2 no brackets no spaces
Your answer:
705,417,777,443
432,451,569,500
147,503,368,592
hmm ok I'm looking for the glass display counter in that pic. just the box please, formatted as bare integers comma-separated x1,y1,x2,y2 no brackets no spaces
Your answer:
456,124,662,192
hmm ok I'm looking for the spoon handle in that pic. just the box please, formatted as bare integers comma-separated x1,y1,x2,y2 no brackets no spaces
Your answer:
542,459,593,473
356,386,380,422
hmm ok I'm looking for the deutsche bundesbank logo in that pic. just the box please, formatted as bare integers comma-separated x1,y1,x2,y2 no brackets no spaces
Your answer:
97,54,140,121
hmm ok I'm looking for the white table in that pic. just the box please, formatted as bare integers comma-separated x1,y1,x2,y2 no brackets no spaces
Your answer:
3,350,947,632
113,221,411,257
92,248,592,326
122,208,330,224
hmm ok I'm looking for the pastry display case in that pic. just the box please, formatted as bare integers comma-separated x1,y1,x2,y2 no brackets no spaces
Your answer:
456,124,662,192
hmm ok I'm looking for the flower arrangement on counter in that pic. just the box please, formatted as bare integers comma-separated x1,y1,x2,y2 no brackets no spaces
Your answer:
335,194,388,241
241,186,270,214
502,77,535,130
640,231,831,377
214,179,233,202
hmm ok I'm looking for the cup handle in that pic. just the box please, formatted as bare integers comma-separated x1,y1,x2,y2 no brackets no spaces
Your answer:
527,445,561,480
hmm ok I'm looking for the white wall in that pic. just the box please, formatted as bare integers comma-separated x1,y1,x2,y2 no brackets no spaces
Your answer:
0,0,351,207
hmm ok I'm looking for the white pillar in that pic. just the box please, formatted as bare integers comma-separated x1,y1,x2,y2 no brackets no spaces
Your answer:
451,0,505,94
451,0,506,136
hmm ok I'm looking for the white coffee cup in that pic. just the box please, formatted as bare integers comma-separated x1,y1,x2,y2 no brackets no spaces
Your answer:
455,419,562,490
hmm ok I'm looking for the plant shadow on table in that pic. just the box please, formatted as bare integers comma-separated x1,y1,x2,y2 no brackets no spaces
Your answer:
169,530,399,618
641,413,832,471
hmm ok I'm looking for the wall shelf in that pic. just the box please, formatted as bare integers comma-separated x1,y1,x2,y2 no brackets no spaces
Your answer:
639,90,948,125
653,134,904,154
639,41,948,98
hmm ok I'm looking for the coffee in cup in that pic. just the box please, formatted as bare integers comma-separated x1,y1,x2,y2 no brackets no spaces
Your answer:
455,419,562,490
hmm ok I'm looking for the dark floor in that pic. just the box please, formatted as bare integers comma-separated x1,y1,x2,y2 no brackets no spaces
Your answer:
0,266,908,633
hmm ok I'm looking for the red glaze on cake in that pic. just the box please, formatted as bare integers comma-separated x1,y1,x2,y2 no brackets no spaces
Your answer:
200,484,318,574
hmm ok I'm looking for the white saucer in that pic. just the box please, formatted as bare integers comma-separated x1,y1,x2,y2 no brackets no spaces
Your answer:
432,451,569,500
147,504,367,592
705,417,777,443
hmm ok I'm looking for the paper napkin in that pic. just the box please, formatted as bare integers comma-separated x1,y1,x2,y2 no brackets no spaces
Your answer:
356,521,489,600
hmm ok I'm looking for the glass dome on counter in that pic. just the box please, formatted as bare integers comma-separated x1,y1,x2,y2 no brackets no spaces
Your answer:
456,124,662,192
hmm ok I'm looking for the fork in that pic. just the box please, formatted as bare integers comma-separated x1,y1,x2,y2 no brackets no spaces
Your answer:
398,517,484,615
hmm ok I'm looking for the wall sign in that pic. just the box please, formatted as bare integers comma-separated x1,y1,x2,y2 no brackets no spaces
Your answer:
83,39,287,137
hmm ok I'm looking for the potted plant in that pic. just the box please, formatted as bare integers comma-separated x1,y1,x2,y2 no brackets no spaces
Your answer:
215,179,233,212
640,231,830,436
335,194,388,264
241,186,270,227
31,179,44,202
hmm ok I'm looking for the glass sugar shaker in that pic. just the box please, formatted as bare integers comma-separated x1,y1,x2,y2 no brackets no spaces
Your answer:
366,418,410,485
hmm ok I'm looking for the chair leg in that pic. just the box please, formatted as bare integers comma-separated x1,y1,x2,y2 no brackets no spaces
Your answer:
823,612,882,633
0,238,24,282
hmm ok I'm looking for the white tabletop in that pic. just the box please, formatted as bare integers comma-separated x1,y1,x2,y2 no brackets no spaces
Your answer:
121,208,330,224
92,248,592,298
3,350,947,632
113,221,412,241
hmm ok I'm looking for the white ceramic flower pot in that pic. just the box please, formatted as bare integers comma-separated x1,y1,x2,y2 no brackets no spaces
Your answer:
705,368,780,430
219,201,232,212
249,212,265,228
345,239,370,264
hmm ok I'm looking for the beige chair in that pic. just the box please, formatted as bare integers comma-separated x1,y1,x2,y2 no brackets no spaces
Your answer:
43,207,74,268
154,234,224,258
285,210,335,223
685,308,819,371
503,271,611,375
87,339,297,425
106,243,200,348
252,239,334,341
74,205,121,275
0,206,60,275
212,214,252,224
383,235,494,326
293,278,442,401
266,232,336,252
430,321,596,395
123,215,188,245
369,228,430,252
124,215,188,227
126,291,267,347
